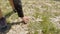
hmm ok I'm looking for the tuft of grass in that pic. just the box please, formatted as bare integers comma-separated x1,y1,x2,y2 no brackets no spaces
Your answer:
28,11,60,34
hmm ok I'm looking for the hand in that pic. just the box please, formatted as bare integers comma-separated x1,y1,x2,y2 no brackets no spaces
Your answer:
21,16,29,24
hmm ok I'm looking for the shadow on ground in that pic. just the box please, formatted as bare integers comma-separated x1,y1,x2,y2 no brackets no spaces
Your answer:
0,11,25,34
0,21,24,34
5,11,15,18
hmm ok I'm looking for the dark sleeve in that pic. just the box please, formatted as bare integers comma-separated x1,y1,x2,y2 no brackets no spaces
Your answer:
13,0,24,17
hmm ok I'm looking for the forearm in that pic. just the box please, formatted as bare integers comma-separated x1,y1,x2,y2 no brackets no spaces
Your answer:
16,9,24,18
9,0,24,18
0,9,3,18
13,0,24,18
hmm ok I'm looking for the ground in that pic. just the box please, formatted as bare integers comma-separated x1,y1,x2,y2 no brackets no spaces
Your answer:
0,0,60,34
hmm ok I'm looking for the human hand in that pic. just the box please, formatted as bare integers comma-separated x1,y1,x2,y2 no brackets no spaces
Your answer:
21,16,29,24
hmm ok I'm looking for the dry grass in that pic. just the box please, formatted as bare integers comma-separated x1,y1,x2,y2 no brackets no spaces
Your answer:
0,0,60,34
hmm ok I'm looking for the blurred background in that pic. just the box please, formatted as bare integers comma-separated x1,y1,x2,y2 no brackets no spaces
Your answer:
0,0,60,34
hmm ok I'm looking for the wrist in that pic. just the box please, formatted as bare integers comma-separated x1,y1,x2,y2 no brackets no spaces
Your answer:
20,16,24,19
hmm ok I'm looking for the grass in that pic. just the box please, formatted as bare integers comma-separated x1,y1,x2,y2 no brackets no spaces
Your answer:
0,0,60,34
